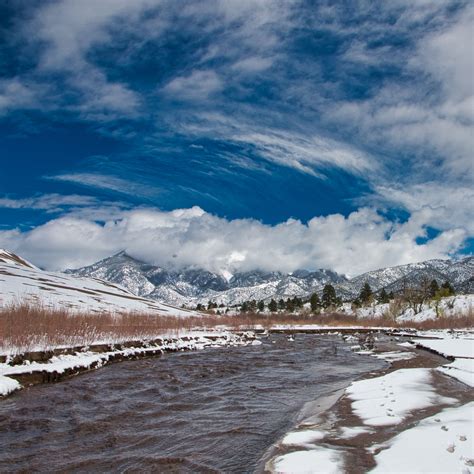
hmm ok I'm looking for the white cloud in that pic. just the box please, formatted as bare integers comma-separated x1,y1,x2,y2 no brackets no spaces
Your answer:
162,70,223,100
231,56,274,73
324,4,474,182
173,112,374,177
0,205,466,275
47,173,160,198
0,79,43,116
0,194,98,210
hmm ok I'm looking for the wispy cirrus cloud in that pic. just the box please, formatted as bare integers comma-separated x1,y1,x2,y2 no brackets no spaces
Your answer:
0,0,472,271
46,173,161,198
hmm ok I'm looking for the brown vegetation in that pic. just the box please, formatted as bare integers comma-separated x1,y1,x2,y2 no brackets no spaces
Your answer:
0,303,472,354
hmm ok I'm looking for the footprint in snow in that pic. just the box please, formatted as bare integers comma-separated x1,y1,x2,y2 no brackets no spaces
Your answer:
459,435,467,441
434,418,441,422
441,426,449,431
446,444,455,453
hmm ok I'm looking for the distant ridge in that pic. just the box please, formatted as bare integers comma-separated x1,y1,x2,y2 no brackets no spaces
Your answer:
68,252,474,306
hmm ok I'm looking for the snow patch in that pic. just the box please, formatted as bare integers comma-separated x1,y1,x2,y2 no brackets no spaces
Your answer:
373,402,474,473
270,447,343,473
346,368,457,426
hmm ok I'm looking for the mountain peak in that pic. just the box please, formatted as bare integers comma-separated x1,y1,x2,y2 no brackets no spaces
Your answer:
67,252,473,307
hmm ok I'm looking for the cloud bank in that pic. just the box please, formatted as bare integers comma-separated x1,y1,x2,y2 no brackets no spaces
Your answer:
0,205,466,276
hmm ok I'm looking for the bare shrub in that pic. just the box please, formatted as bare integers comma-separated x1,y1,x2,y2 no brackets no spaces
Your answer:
0,303,472,354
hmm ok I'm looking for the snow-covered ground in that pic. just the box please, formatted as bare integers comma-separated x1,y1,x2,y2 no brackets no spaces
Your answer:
340,294,474,322
0,249,198,317
346,368,456,426
412,331,474,388
0,330,256,397
372,402,474,473
268,329,474,473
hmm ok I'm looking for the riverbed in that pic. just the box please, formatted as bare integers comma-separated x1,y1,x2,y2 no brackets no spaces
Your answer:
0,334,386,473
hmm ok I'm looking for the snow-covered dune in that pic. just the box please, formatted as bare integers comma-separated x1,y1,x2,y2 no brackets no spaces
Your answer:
0,249,199,317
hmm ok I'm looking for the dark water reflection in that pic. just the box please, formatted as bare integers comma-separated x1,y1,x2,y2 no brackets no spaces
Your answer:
0,334,384,473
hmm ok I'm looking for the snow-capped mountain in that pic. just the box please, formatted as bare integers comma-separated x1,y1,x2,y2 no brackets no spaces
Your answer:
68,251,474,307
68,251,347,306
0,249,198,317
338,257,474,299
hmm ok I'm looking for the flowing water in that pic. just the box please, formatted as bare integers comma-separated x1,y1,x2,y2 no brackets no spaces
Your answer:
0,334,384,473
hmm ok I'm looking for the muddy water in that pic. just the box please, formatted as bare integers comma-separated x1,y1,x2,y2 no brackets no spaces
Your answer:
0,334,384,473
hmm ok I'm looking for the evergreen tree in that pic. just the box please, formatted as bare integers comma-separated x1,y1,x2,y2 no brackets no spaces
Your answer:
322,284,337,309
292,296,303,308
352,297,361,308
441,281,455,296
248,299,257,312
257,300,265,312
268,299,278,312
278,298,286,310
429,279,439,297
310,292,321,313
286,298,295,312
196,303,204,311
241,301,249,312
359,282,373,305
378,288,389,304
388,291,394,300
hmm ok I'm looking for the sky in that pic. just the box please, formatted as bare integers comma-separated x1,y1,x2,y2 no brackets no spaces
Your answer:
0,0,473,276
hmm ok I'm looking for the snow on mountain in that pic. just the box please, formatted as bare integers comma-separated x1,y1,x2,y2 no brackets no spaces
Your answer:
68,252,474,307
338,257,473,300
0,249,198,317
68,252,349,306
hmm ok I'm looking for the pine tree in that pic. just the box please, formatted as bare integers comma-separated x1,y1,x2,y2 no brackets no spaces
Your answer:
292,296,303,308
241,301,249,312
310,292,321,313
322,284,337,309
429,279,439,297
258,300,265,312
268,299,278,312
278,298,286,310
286,298,295,312
441,281,455,296
359,282,373,305
378,288,389,304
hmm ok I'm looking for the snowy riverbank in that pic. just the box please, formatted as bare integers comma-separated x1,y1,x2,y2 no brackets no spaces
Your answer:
0,330,259,397
267,329,474,473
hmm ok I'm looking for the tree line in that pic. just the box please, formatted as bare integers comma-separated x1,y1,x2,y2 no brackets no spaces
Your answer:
195,278,456,314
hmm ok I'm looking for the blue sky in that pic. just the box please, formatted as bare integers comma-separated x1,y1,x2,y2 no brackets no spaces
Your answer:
0,0,472,274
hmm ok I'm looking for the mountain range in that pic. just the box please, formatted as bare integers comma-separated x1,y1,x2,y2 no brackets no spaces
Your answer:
68,252,474,307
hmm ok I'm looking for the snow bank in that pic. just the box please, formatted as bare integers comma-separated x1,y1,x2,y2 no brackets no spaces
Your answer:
372,402,474,473
346,368,456,426
281,430,326,447
0,375,21,396
345,294,474,322
0,331,256,396
414,337,474,359
438,359,474,388
270,447,343,474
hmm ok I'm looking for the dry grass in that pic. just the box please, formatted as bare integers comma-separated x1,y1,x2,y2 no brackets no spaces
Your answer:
0,303,472,354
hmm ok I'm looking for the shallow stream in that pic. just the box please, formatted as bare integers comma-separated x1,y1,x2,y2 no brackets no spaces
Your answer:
0,334,385,473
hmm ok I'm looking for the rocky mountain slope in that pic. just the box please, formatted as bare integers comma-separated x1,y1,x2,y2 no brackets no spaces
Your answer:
0,249,198,317
68,252,474,306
